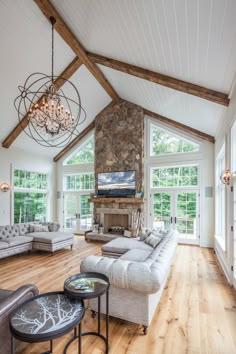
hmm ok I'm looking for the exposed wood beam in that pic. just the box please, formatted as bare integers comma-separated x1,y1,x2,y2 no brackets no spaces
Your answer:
2,57,82,148
144,109,215,143
34,0,119,100
53,120,95,162
87,52,229,107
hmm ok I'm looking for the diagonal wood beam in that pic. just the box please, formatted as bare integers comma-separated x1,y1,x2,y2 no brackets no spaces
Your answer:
144,109,215,143
2,57,82,148
87,52,229,107
53,120,95,162
34,0,119,100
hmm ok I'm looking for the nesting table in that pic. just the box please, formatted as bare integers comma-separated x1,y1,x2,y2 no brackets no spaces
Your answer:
10,291,84,354
64,272,110,354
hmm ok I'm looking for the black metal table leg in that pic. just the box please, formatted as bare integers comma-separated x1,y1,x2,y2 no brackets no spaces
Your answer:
106,290,109,354
50,340,53,353
78,323,82,354
98,296,101,334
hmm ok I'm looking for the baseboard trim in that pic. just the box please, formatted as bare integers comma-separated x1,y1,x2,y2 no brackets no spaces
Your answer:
214,245,232,284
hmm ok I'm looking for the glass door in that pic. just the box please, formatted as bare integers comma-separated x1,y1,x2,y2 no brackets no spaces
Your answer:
152,192,173,230
79,194,93,232
151,190,199,245
63,192,93,233
176,191,199,244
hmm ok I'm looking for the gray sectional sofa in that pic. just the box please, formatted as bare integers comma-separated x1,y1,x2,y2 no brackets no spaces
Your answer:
0,222,74,259
81,229,178,333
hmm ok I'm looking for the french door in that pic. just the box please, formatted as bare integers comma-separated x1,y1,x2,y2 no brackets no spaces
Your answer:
63,192,93,233
151,190,200,245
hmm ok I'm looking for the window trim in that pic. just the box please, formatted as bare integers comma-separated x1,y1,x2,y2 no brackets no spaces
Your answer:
63,172,95,192
215,142,226,250
63,133,95,166
149,121,200,158
12,168,49,224
150,164,199,190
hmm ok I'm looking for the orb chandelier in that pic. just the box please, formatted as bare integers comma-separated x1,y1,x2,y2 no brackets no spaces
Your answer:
14,16,86,148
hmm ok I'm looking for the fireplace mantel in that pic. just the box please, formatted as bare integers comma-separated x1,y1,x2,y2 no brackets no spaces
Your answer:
88,197,145,204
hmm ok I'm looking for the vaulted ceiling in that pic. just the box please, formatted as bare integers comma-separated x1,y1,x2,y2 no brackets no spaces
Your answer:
1,0,236,159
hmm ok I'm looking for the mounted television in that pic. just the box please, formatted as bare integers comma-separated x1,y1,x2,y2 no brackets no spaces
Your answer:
97,171,136,197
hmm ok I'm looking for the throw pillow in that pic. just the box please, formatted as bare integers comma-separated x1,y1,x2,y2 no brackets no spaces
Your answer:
48,223,60,232
139,227,152,241
30,224,49,232
144,233,163,248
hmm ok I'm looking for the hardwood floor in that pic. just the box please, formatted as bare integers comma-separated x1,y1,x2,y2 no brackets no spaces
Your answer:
0,237,235,354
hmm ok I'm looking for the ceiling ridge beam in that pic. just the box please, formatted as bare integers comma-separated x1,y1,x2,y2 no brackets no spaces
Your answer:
143,108,215,143
34,0,119,101
2,57,82,148
53,120,95,162
87,51,229,107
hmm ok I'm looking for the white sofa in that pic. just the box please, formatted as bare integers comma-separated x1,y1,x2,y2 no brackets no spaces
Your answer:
80,229,178,334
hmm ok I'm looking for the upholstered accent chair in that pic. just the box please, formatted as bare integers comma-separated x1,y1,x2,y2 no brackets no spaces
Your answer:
0,284,39,354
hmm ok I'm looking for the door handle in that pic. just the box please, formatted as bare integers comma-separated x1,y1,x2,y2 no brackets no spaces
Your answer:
174,217,177,224
170,217,173,223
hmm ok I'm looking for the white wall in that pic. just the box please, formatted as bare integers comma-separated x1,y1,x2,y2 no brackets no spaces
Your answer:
145,117,215,248
214,84,236,283
0,146,56,225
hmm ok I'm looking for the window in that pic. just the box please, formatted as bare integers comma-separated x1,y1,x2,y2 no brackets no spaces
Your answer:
215,144,225,245
64,135,94,165
151,166,198,188
13,169,48,224
63,173,94,191
150,124,199,156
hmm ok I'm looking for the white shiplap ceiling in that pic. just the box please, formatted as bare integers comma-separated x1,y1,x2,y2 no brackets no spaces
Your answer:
51,0,236,93
99,65,226,136
1,0,236,158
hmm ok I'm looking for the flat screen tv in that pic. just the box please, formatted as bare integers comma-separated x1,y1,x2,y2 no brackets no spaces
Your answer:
97,171,136,197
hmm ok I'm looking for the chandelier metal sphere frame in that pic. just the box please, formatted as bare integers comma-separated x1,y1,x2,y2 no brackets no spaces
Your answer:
14,16,86,148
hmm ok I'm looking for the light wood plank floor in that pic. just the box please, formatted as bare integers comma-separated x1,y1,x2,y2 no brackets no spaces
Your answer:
0,237,235,354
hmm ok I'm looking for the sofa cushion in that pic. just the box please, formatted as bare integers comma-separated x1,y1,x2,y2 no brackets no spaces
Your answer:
119,249,151,262
29,224,49,233
28,232,73,244
0,225,19,240
101,237,152,255
3,236,33,247
0,241,9,250
144,233,163,248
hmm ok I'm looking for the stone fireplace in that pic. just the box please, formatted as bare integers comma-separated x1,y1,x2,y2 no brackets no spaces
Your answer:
89,99,145,236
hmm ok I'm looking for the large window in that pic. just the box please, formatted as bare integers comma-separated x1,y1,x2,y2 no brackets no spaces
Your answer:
13,169,48,224
63,173,94,191
151,166,198,188
215,144,226,245
150,124,199,156
64,135,94,165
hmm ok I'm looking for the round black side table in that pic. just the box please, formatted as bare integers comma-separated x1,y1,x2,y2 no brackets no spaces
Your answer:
64,272,110,354
10,291,84,354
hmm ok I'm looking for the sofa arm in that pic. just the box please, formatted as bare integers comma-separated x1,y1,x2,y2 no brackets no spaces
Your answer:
0,284,39,318
0,284,39,354
80,256,161,294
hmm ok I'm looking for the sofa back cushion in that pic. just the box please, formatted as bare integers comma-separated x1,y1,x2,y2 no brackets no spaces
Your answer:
144,233,163,248
0,225,19,240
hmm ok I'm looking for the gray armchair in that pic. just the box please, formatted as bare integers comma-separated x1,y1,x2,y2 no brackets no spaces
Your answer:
0,284,39,354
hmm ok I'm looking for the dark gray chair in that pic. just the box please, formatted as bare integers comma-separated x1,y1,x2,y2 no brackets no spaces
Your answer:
0,284,39,354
